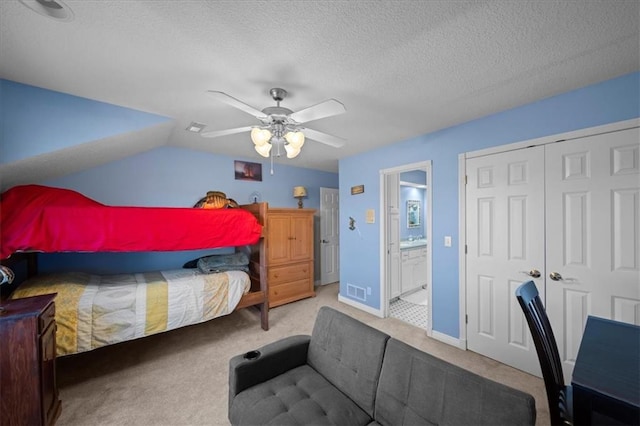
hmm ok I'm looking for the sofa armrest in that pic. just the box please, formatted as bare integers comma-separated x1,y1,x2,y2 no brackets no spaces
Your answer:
228,334,311,407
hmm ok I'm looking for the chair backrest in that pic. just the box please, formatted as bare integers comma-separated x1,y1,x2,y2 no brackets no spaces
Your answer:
515,280,568,426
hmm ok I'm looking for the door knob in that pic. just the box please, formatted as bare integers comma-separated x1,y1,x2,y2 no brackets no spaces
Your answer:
322,239,329,243
521,269,541,278
549,272,563,281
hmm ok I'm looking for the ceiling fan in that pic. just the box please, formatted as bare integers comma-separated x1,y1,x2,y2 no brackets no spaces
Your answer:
201,88,346,159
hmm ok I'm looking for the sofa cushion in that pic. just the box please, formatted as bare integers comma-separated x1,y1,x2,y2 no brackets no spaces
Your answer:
230,364,372,426
375,339,536,426
307,307,390,418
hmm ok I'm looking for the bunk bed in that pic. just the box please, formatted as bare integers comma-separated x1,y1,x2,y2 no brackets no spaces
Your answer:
0,184,270,356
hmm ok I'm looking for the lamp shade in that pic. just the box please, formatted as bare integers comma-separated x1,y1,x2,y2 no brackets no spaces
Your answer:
285,131,305,149
284,144,301,158
251,128,272,146
293,186,307,198
254,143,272,158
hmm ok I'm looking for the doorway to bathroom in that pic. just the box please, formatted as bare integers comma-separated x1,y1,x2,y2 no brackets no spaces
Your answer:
380,161,432,333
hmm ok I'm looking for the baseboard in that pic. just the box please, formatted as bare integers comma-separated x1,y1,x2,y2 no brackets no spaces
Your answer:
430,329,465,349
339,295,467,349
338,295,384,318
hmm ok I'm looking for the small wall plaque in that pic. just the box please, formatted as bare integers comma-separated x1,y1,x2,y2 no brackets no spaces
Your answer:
351,185,364,195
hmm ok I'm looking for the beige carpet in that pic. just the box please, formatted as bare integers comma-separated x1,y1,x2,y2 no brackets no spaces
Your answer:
55,283,550,425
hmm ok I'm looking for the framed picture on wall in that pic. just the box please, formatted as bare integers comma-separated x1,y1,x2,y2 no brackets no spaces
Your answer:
234,160,262,182
407,200,420,228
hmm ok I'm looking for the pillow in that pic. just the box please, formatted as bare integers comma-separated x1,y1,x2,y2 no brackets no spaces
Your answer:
182,258,200,269
182,254,243,269
198,252,249,274
190,252,250,274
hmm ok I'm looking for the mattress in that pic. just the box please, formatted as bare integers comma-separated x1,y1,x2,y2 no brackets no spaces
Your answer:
0,184,262,259
11,269,250,356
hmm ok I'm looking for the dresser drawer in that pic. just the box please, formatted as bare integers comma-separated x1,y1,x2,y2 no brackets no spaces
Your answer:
269,279,314,308
268,262,311,284
39,301,55,333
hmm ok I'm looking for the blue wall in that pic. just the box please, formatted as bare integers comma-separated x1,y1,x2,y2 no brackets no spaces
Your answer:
0,79,170,163
338,71,640,338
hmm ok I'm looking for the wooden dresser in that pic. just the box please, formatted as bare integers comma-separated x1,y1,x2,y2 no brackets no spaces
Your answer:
265,207,316,307
0,293,61,426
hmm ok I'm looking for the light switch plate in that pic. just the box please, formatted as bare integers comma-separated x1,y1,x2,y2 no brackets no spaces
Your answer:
366,209,375,224
444,236,452,247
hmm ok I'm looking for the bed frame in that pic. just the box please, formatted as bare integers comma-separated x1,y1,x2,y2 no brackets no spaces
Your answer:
0,202,270,331
237,202,269,330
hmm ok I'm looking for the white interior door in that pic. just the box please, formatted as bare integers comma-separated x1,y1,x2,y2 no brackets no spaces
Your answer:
386,173,401,300
545,127,640,383
320,187,340,285
466,146,545,376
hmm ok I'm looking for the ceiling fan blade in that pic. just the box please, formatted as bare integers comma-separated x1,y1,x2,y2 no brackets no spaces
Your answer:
206,91,267,119
201,126,253,138
302,128,346,148
289,99,346,124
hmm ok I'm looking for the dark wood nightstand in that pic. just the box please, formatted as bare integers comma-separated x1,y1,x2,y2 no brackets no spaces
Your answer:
0,293,61,426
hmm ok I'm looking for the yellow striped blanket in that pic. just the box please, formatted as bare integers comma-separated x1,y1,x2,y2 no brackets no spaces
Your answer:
11,269,250,356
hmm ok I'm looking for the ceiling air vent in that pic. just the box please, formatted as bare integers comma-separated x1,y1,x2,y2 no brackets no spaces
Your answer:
186,122,206,133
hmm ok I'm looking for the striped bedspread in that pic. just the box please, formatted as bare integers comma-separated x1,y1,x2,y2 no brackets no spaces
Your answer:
10,269,250,356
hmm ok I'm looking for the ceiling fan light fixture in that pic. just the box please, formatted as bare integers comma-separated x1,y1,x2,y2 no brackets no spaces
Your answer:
202,88,346,169
284,144,301,159
284,131,305,149
255,143,272,158
251,128,272,146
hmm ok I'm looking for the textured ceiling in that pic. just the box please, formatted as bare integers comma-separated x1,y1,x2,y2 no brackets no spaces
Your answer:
1,0,638,176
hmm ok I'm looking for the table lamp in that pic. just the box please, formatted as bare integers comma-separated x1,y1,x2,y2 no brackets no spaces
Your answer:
293,186,307,209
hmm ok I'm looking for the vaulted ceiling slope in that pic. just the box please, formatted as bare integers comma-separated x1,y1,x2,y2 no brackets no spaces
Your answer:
1,1,638,182
0,79,174,190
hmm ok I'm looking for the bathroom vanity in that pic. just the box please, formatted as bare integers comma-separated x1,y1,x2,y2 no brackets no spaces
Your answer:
391,239,428,299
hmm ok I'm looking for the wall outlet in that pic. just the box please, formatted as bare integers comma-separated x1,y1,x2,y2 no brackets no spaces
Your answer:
444,236,452,247
367,286,372,295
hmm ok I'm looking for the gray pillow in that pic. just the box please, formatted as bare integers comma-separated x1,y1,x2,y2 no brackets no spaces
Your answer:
197,252,249,274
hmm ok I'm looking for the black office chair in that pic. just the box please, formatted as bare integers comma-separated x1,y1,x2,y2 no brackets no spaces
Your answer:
515,280,573,426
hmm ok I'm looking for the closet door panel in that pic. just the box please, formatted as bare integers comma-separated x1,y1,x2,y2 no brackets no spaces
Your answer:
466,146,545,377
545,126,640,383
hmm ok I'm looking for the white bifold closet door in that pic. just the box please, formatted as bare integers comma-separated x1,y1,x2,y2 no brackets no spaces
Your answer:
466,126,640,382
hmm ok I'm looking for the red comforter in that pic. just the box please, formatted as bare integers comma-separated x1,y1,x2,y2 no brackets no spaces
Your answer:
0,185,262,259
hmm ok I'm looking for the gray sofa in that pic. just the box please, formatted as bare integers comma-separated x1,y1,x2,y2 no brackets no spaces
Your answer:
229,306,536,425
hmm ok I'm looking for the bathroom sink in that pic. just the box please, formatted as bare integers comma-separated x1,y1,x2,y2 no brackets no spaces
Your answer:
400,239,427,249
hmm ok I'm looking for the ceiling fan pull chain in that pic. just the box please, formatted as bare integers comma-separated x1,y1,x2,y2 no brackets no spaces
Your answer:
270,146,275,175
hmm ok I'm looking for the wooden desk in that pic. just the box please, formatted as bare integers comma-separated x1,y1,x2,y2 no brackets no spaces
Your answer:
572,316,640,425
